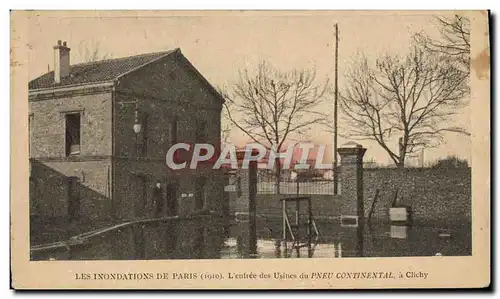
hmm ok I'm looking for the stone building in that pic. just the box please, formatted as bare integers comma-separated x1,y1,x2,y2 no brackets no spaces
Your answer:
29,41,224,224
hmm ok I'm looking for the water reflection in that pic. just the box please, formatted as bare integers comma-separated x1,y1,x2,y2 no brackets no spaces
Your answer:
133,225,146,259
390,225,409,239
31,218,471,261
165,223,178,259
194,226,205,259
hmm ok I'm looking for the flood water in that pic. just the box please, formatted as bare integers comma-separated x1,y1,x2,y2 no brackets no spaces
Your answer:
31,217,471,260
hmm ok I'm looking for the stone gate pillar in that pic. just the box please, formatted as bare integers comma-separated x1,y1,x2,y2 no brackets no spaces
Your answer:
236,149,258,257
338,142,366,227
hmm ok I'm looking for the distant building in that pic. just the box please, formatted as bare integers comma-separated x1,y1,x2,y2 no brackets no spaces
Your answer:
29,41,225,224
322,170,333,180
363,158,378,168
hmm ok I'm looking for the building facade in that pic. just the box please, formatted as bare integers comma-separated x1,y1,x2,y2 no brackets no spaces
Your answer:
29,41,225,224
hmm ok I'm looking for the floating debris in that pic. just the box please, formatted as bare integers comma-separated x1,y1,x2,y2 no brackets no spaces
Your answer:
438,232,452,238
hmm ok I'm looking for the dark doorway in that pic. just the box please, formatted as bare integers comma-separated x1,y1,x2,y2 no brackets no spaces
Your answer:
67,176,80,221
166,181,178,216
194,225,206,259
133,225,146,260
194,177,206,211
164,222,178,258
153,181,164,218
134,175,147,218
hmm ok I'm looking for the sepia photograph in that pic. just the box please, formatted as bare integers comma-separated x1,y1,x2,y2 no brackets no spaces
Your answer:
11,10,490,289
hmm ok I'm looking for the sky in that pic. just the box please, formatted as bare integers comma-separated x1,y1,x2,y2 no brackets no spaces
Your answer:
26,11,471,166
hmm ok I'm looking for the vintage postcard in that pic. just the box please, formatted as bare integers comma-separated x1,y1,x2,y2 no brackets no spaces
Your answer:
10,10,490,289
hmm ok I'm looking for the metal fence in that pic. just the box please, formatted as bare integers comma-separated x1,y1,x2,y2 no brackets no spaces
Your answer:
257,178,335,195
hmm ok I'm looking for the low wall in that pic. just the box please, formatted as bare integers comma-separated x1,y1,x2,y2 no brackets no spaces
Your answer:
229,193,342,218
228,167,471,225
363,167,471,224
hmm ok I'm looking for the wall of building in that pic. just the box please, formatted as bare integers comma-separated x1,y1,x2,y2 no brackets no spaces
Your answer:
112,161,225,219
112,52,224,219
29,91,114,222
29,91,113,158
30,159,112,221
112,159,167,220
114,51,222,160
29,51,226,229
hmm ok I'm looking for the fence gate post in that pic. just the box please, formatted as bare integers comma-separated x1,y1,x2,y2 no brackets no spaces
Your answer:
236,149,258,257
248,158,257,256
338,142,367,229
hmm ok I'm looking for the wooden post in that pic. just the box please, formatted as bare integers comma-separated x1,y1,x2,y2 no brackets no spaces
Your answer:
248,159,257,256
295,198,300,227
356,225,364,257
282,200,287,240
333,23,339,195
367,189,380,224
308,197,312,257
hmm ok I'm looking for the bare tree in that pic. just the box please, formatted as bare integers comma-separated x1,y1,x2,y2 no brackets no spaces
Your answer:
221,61,329,193
78,40,112,63
340,44,469,168
220,108,232,145
414,14,470,76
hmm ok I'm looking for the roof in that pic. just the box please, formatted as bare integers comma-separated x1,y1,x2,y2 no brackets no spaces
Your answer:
29,49,177,90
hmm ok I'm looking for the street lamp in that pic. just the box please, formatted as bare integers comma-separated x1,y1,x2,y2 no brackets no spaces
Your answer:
133,103,142,157
119,100,142,156
133,104,142,134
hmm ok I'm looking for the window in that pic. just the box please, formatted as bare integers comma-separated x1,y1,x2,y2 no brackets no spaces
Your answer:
140,115,148,157
194,177,206,211
135,114,149,158
166,179,179,216
195,120,206,143
134,175,147,217
169,119,178,146
195,120,210,160
65,113,81,156
168,119,180,162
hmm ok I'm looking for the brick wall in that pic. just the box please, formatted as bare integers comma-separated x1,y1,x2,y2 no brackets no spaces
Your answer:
229,167,471,224
113,162,224,219
230,192,342,218
113,52,224,219
29,91,114,221
363,167,471,224
30,159,112,221
29,91,113,158
30,51,225,227
115,51,222,160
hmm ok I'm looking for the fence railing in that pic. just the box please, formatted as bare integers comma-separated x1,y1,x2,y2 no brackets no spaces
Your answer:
257,179,335,195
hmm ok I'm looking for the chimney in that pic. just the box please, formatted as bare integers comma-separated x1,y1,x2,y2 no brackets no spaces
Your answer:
53,40,71,83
